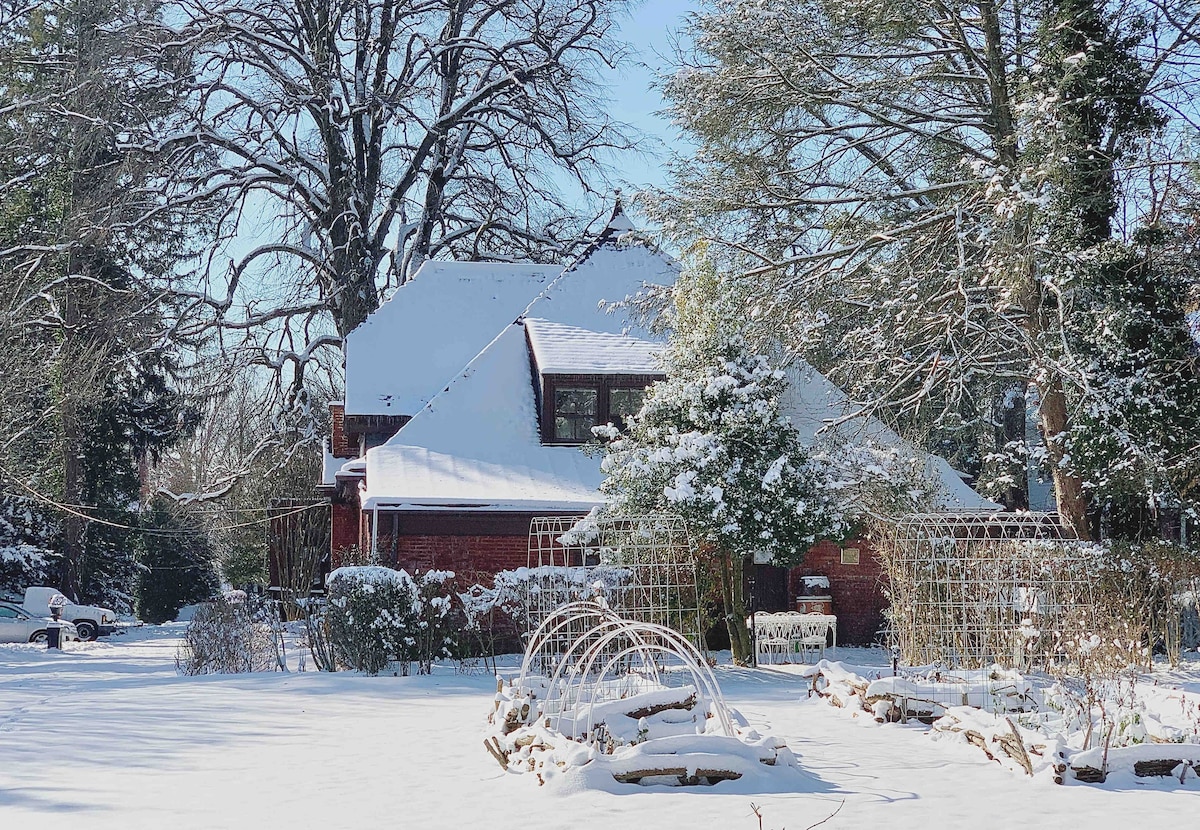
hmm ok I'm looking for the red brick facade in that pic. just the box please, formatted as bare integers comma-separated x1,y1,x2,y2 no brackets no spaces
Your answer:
329,403,356,458
787,538,885,645
330,501,360,561
391,534,530,584
333,501,888,645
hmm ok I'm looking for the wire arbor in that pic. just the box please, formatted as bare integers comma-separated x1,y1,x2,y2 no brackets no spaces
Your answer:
879,513,1108,671
525,514,702,670
512,602,734,743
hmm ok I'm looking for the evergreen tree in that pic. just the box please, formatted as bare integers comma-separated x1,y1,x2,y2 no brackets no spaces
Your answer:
0,496,59,598
136,498,219,625
0,1,208,605
598,321,837,664
1063,231,1200,538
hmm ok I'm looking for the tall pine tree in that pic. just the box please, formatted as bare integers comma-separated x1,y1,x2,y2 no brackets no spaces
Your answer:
0,1,207,606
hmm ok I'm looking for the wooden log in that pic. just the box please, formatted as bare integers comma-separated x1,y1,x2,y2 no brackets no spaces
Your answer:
623,693,697,720
1071,765,1106,783
612,766,743,785
1134,759,1190,778
1000,718,1034,777
483,736,508,770
963,729,997,762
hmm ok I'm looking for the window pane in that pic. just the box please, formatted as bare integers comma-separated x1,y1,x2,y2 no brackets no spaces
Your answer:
553,388,598,441
609,388,645,419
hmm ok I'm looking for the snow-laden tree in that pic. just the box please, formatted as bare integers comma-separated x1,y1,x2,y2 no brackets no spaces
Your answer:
1062,232,1200,537
166,0,635,404
597,317,838,664
0,496,59,598
0,0,206,601
648,0,1200,538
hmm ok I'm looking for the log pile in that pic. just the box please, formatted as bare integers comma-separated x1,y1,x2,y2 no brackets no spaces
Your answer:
1068,744,1200,784
485,676,797,787
931,710,1036,776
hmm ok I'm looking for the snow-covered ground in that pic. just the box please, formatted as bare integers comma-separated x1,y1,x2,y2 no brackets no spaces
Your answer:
1,628,1195,828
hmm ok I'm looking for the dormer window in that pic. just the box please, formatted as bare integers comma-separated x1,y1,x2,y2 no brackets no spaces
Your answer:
608,387,645,430
541,376,659,445
553,388,599,441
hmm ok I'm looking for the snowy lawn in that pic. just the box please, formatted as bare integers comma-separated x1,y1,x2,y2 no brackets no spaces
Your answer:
0,627,1194,828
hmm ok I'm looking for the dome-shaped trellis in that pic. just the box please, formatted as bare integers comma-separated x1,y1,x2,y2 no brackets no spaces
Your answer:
514,601,734,742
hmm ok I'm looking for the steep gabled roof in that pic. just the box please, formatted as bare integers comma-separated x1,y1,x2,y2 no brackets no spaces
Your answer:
780,361,1003,512
517,212,677,337
361,225,678,511
362,323,606,511
344,260,561,416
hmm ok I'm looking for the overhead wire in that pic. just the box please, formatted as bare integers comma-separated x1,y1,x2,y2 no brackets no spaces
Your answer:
0,461,326,536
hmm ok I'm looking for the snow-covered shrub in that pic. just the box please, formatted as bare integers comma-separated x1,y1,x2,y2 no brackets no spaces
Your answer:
176,596,277,675
324,566,465,675
0,496,59,599
413,570,464,674
459,565,639,666
326,566,420,675
459,580,523,665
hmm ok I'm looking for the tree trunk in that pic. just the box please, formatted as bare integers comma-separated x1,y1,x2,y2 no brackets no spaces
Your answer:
1038,376,1091,540
719,548,754,665
58,247,85,602
59,395,84,601
995,384,1029,510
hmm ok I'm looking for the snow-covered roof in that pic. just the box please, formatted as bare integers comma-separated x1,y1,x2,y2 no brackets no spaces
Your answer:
362,324,606,511
779,361,1002,512
526,319,663,375
344,260,562,416
519,231,677,338
361,226,679,511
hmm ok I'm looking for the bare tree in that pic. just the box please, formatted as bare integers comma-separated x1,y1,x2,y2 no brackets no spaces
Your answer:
165,0,634,399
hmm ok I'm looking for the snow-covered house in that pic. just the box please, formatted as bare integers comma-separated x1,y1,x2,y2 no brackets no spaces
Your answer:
323,207,671,576
322,206,999,643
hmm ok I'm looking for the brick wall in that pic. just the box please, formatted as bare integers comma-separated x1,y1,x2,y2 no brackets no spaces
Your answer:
788,538,886,645
330,502,359,567
392,534,530,585
329,403,355,458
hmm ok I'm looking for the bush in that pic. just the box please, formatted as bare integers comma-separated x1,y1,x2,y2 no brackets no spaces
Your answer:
413,570,463,673
326,566,420,675
176,595,276,675
324,566,466,675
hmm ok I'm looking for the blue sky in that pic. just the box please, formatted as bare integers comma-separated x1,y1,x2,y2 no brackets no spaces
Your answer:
603,1,696,195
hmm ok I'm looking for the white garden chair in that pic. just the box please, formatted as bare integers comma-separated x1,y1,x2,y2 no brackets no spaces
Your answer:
792,614,833,663
752,613,792,665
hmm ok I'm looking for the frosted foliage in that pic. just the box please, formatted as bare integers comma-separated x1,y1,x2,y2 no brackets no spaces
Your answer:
325,566,459,675
650,0,1200,523
599,336,837,565
0,496,58,596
